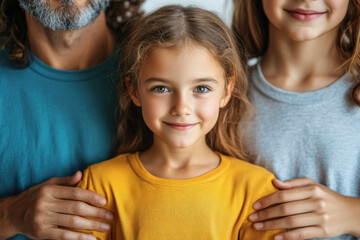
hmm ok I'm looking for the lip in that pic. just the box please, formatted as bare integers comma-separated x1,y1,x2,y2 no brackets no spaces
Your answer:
164,122,197,130
285,9,326,22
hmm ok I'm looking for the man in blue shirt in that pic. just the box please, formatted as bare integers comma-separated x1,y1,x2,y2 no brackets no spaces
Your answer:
0,0,143,239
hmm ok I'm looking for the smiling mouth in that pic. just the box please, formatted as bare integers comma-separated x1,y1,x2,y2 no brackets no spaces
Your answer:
163,122,197,130
285,9,326,22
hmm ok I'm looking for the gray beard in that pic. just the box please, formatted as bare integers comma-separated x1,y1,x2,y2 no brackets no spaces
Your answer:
18,0,111,30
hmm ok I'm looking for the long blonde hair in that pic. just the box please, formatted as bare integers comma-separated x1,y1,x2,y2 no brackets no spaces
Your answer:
115,5,251,160
232,0,360,106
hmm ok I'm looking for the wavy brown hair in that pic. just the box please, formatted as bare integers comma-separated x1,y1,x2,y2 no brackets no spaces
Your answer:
115,5,251,160
0,0,144,67
232,0,360,106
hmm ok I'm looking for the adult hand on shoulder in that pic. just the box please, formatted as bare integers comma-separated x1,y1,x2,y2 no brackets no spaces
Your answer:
0,171,114,240
248,178,360,240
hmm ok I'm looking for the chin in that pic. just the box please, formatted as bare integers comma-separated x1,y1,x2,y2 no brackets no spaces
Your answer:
287,30,322,42
166,139,195,149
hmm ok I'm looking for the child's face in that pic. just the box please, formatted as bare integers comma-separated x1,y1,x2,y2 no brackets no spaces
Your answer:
131,42,232,148
262,0,349,41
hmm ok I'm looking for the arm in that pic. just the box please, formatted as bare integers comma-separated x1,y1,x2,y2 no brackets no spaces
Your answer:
239,173,285,239
248,178,360,240
76,167,114,240
0,196,17,239
0,171,114,240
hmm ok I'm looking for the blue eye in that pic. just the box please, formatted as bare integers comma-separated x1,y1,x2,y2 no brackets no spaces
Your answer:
152,86,169,93
194,86,210,93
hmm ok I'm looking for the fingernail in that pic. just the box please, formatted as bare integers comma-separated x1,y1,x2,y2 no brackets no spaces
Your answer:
106,212,114,220
249,213,258,221
101,223,110,230
253,202,261,209
254,222,264,229
99,198,107,206
275,235,284,240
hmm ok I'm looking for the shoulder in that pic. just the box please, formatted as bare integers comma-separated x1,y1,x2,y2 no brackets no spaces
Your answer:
78,152,138,191
87,153,133,173
220,154,277,197
222,154,275,180
0,49,28,73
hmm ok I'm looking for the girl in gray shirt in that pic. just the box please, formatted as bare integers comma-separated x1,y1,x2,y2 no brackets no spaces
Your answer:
232,0,360,240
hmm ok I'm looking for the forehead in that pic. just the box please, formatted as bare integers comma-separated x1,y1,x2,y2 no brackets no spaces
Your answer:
139,43,225,83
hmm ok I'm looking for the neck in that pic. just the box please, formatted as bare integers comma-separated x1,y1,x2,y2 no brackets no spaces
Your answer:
139,137,220,179
261,24,344,92
25,11,114,70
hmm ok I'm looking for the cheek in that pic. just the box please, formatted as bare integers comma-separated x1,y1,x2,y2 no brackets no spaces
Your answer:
196,99,221,127
326,1,349,26
262,0,284,24
327,0,350,12
140,97,167,126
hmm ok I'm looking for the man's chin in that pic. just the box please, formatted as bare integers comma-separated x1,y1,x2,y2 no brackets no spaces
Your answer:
18,0,110,31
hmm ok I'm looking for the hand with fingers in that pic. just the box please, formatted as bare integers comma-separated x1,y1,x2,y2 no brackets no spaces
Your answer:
0,171,114,240
248,178,360,240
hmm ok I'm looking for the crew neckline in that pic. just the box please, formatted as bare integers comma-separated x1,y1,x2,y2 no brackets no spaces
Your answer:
128,152,230,186
28,51,116,82
252,62,351,105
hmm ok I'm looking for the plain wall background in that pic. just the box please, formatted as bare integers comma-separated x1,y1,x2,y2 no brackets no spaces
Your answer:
141,0,233,26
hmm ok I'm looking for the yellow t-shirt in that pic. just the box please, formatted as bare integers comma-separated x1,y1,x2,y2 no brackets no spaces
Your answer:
78,152,282,239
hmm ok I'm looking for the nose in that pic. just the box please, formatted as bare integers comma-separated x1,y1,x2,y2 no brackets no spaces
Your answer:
170,92,192,116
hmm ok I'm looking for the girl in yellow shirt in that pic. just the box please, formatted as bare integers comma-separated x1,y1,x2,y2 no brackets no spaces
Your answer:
78,5,283,240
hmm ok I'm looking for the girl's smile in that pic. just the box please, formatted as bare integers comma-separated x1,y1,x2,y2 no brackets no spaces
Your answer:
163,122,199,131
285,8,327,22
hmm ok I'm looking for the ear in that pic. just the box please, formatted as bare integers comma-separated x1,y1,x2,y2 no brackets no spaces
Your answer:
220,76,235,108
125,76,141,107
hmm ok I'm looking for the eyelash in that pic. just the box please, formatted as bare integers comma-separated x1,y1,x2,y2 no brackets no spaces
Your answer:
194,86,210,93
151,86,169,93
150,85,212,94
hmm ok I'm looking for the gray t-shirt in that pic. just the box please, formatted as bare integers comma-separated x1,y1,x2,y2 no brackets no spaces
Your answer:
245,63,360,240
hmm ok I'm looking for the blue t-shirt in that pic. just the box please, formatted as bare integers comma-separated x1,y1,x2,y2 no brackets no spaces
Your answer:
0,50,117,239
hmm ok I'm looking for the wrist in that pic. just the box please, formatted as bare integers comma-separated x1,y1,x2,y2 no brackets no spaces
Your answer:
0,196,19,239
347,196,360,237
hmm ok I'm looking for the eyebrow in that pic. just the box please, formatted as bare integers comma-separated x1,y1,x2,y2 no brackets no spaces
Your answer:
144,77,219,84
